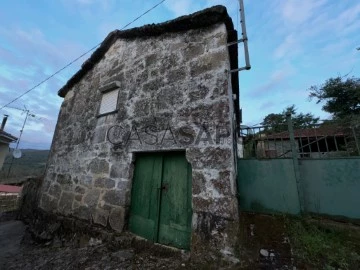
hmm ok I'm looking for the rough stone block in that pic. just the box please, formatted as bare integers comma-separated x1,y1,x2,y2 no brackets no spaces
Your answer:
73,205,91,220
75,185,86,194
58,192,75,214
94,177,115,189
94,208,110,227
109,207,125,232
145,54,157,67
142,78,163,92
92,127,107,144
188,84,209,103
48,184,62,199
212,170,232,196
157,87,184,108
88,159,109,174
135,70,149,84
192,170,206,195
40,194,58,213
80,175,93,187
192,196,238,219
103,189,126,206
83,189,100,207
187,147,232,170
56,174,72,190
133,99,150,117
190,50,227,77
184,100,230,122
183,44,205,61
117,180,130,191
41,179,52,193
211,78,228,98
110,164,129,179
166,67,186,83
73,130,86,145
75,194,83,202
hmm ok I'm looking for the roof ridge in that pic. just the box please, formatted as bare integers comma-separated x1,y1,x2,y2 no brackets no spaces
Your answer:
58,5,234,97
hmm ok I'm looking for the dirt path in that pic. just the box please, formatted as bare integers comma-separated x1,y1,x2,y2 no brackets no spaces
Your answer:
0,220,26,269
0,220,190,270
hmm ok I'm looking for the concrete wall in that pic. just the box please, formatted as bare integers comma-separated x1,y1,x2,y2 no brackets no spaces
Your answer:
41,23,239,256
237,158,360,220
301,158,360,219
237,159,301,215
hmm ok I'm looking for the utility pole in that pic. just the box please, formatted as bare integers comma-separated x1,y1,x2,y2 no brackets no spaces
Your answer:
7,108,35,178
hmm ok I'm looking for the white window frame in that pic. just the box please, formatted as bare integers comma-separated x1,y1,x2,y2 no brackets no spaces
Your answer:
98,81,120,117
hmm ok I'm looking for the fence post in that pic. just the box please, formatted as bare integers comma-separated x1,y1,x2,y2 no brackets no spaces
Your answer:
352,127,360,155
286,113,305,214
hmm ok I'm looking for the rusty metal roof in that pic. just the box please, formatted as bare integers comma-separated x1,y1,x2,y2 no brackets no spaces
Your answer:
263,127,346,140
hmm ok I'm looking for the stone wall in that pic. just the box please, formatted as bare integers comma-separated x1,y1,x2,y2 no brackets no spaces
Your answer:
41,23,239,258
0,193,20,213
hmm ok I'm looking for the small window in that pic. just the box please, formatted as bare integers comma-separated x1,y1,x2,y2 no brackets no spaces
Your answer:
98,81,120,116
99,89,119,115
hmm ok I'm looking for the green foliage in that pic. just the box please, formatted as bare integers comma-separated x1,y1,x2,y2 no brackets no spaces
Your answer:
262,105,320,132
0,149,49,181
286,217,360,269
309,76,360,119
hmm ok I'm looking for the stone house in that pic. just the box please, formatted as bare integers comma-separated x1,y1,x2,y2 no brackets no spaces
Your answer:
0,115,18,170
41,6,241,258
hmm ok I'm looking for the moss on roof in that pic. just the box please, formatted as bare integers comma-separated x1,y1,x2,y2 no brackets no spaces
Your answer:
58,5,238,98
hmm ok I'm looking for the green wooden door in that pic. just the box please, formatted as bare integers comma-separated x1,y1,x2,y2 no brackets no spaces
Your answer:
129,152,192,250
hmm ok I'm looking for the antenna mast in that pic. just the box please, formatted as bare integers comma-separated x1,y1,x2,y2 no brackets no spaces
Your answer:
7,108,35,178
229,0,251,73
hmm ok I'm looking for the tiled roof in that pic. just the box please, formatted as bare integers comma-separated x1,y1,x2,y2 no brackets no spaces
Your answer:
0,184,22,194
0,130,18,143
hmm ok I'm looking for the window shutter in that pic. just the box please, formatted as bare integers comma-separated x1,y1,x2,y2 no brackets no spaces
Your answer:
99,89,119,114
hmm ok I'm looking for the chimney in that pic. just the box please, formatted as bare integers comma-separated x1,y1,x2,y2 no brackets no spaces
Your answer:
1,115,9,131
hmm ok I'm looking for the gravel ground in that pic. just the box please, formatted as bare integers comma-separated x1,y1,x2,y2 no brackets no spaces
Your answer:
3,244,189,270
0,220,214,270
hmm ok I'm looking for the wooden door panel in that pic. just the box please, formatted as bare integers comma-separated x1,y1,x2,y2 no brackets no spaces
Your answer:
158,152,192,249
129,153,162,241
129,152,192,250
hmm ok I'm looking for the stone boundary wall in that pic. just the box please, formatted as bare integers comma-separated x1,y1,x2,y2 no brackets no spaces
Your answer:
0,193,20,213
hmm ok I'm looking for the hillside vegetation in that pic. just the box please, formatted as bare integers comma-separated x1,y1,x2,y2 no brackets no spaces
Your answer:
0,149,49,183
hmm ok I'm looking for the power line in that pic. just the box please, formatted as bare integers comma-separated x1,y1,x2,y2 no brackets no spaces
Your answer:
0,0,167,111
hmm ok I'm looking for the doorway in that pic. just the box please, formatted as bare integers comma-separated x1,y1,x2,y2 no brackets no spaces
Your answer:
129,151,192,250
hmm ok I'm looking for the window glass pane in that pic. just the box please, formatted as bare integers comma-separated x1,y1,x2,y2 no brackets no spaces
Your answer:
99,89,118,114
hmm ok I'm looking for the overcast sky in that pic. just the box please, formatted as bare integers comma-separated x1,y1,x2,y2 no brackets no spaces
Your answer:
0,0,359,150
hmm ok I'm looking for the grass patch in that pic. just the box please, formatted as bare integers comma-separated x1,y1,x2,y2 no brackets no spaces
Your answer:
286,217,360,269
0,149,49,181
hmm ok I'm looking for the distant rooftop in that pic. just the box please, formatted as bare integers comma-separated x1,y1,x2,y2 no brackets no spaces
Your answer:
264,126,346,140
0,130,17,144
0,184,22,194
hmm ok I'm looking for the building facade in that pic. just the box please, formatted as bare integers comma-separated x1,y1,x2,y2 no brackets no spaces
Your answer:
41,6,240,258
0,115,17,170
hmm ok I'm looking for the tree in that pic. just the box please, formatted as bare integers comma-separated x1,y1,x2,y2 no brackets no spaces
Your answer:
308,76,360,119
262,105,320,132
